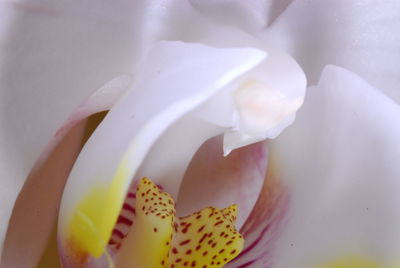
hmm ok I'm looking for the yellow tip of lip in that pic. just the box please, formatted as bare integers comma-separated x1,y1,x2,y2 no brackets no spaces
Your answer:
65,165,128,258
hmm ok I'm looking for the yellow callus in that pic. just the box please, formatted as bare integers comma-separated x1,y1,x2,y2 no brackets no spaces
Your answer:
117,178,244,268
116,178,176,267
168,205,243,268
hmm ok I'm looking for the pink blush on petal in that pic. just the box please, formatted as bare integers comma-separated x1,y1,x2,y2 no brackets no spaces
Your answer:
228,159,290,268
176,135,268,229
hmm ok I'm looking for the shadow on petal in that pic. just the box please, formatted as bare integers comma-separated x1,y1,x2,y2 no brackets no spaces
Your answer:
177,135,268,229
1,112,107,268
227,156,289,268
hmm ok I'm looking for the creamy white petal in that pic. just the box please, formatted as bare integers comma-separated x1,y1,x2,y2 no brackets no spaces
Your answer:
270,66,400,267
263,0,400,102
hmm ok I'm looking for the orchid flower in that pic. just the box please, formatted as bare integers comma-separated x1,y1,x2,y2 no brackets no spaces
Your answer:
1,1,400,268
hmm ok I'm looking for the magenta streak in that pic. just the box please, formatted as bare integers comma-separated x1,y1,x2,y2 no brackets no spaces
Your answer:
234,222,272,261
123,203,136,214
117,215,133,226
156,184,164,190
235,260,256,268
112,229,125,239
107,185,139,248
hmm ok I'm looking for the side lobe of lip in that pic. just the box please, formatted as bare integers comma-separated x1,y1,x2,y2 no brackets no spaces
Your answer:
227,156,290,268
0,76,131,268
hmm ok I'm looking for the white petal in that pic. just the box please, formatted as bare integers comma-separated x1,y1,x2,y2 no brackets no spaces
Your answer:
58,41,265,261
263,0,400,102
189,0,294,32
135,114,223,199
0,0,138,257
270,66,400,267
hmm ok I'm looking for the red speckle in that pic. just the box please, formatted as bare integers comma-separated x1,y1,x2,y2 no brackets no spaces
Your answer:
214,220,223,226
199,234,208,243
182,223,192,233
197,225,205,233
179,239,191,246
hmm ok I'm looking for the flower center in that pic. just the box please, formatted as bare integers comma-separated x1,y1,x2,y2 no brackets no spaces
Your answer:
115,178,244,267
